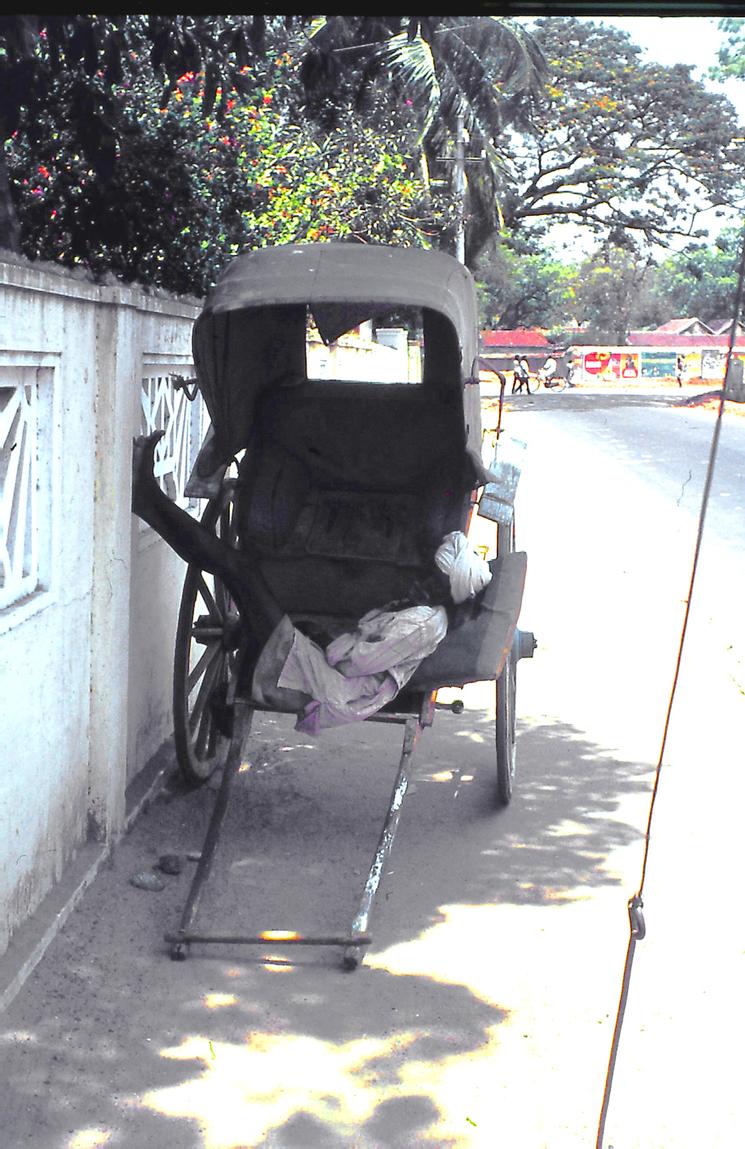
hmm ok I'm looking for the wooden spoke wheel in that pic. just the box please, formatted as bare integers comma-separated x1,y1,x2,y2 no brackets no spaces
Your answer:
173,486,241,785
495,518,518,807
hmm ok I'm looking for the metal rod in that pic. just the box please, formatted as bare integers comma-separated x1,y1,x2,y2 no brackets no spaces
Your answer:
165,932,372,948
343,715,421,970
170,700,254,945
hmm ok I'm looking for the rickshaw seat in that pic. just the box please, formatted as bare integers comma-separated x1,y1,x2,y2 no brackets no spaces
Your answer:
257,380,462,493
236,381,470,618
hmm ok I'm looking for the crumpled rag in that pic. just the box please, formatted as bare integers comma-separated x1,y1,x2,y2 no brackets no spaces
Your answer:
434,531,492,604
253,604,448,734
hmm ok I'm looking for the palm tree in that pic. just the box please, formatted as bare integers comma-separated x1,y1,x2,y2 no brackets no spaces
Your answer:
301,16,548,264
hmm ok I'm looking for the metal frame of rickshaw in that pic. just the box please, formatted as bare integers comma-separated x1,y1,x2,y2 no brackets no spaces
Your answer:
148,243,534,969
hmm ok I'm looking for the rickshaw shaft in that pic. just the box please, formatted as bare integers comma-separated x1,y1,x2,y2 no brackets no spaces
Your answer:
343,714,421,970
168,704,421,969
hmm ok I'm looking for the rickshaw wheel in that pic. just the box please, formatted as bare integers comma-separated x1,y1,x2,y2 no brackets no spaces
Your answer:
495,519,518,806
173,486,239,785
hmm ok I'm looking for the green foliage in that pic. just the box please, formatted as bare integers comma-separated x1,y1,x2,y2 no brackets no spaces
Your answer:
712,18,745,80
0,14,288,140
0,14,291,251
634,228,744,328
477,227,745,339
570,247,649,344
7,51,453,294
5,14,744,299
304,16,548,264
475,232,575,329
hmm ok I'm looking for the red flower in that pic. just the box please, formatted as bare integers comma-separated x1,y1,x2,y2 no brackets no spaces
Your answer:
262,93,272,105
38,165,51,179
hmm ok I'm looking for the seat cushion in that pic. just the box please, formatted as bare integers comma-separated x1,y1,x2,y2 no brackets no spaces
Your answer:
408,553,527,688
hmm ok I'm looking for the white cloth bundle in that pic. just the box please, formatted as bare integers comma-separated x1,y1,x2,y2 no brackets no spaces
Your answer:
261,603,448,734
434,531,492,604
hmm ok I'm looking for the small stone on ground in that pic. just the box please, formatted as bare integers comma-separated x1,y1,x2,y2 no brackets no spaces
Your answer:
129,869,165,892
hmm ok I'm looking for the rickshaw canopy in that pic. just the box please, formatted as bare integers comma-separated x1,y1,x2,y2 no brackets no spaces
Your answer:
191,243,484,475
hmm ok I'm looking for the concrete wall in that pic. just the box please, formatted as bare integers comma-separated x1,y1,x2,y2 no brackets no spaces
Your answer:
0,258,201,956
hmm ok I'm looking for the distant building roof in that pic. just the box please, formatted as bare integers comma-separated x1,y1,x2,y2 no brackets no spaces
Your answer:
628,331,745,348
712,318,745,336
652,317,714,335
481,328,550,348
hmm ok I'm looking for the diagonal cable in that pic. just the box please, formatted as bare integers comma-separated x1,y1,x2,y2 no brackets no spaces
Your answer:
596,219,745,1149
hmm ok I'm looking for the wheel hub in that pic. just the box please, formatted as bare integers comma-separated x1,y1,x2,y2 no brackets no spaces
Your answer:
515,628,537,660
220,610,242,650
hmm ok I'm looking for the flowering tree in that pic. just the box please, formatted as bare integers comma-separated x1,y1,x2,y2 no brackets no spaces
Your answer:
0,14,289,251
8,52,455,294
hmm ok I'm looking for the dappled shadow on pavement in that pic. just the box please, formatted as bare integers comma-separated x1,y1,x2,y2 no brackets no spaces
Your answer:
1,699,650,1148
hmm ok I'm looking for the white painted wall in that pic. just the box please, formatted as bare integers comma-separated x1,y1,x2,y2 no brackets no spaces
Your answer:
307,327,419,382
0,258,200,956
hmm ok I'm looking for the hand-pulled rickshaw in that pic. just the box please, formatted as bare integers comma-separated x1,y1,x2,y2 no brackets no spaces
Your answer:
131,242,535,968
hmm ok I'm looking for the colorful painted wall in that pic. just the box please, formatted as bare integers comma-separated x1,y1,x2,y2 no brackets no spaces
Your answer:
573,346,745,384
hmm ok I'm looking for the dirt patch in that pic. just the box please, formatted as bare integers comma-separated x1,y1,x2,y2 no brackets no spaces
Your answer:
676,390,745,417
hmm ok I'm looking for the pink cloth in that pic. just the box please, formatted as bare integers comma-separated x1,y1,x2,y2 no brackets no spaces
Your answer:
277,604,448,733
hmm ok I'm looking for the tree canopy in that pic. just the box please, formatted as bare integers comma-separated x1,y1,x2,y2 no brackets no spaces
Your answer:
474,224,745,340
633,228,744,330
504,18,745,249
475,234,575,330
303,16,548,263
0,15,293,250
712,17,745,80
3,12,744,314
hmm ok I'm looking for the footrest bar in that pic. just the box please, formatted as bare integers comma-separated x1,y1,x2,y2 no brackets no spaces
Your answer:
165,931,372,948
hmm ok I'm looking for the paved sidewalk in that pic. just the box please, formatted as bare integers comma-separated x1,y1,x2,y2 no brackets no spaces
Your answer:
4,694,632,1149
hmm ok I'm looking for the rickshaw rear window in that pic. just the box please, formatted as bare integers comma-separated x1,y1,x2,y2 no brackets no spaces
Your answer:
306,305,423,385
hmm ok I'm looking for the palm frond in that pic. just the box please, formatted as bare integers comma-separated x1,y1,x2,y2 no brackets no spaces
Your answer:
377,32,441,142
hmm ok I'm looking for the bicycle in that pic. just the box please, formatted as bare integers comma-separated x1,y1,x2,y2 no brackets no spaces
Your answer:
539,371,567,392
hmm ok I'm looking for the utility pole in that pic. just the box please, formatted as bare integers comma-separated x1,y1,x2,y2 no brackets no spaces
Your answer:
454,109,466,265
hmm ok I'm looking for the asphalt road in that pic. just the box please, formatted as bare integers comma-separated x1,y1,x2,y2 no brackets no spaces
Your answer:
482,389,745,1149
2,389,744,1149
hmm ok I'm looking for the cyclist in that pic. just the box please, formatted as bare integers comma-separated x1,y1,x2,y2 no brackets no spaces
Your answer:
538,353,558,388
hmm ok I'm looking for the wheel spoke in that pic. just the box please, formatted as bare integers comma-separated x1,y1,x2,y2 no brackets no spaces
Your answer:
214,578,226,616
220,501,237,546
187,641,221,694
188,652,223,733
194,694,214,760
197,574,221,621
